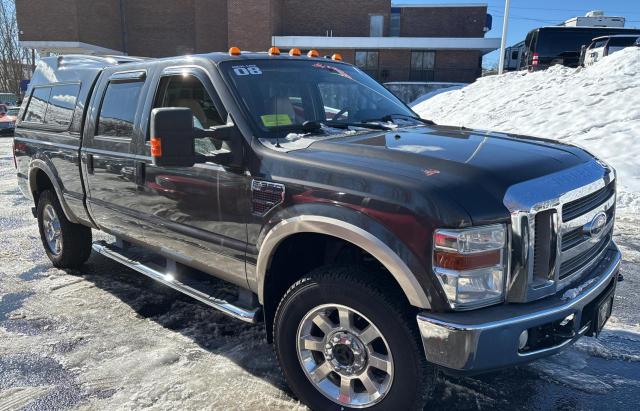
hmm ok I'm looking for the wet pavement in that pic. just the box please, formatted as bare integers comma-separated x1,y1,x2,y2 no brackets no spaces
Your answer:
1,138,639,410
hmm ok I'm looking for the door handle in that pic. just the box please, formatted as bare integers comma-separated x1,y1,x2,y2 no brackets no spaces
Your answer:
135,161,146,186
86,154,94,174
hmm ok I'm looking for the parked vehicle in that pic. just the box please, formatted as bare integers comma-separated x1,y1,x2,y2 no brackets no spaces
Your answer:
0,104,17,134
582,34,640,66
14,51,621,410
0,92,18,106
503,40,526,72
523,26,640,70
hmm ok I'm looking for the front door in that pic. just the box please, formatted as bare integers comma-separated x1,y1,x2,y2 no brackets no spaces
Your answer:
133,67,251,287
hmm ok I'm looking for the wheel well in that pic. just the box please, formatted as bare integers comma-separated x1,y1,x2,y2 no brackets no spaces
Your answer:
262,233,410,342
31,168,54,206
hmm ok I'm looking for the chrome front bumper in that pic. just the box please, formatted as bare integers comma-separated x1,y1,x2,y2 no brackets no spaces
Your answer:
417,242,621,373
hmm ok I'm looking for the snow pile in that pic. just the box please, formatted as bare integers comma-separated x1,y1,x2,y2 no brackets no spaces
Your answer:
414,47,640,215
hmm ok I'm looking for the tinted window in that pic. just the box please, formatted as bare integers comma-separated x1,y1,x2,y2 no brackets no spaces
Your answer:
537,29,640,57
390,9,400,37
45,83,80,128
97,81,144,138
608,37,637,47
24,87,51,123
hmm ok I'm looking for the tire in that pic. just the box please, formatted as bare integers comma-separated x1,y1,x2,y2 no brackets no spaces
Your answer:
37,190,92,268
273,265,435,410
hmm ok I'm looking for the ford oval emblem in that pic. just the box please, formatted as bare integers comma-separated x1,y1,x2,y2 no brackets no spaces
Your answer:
583,212,607,237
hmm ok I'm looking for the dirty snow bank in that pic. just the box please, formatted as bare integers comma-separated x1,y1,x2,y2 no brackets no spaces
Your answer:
414,47,640,216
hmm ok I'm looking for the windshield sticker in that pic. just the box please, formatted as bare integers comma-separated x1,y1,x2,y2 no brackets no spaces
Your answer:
311,63,352,80
232,65,262,76
261,114,292,127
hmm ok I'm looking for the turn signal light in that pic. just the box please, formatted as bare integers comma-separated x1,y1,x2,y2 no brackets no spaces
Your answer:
331,53,343,61
289,48,301,56
150,137,162,157
434,249,501,271
228,46,241,56
307,49,319,58
268,47,281,56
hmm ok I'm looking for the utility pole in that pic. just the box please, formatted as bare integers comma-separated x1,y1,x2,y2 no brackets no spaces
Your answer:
497,0,511,75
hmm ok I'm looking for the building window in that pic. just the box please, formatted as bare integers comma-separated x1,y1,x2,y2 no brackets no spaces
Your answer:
97,81,144,138
355,50,380,80
390,8,401,37
369,15,384,37
410,51,436,81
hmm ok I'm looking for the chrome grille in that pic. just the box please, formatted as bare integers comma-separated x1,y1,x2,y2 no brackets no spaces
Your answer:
562,181,615,221
559,232,611,280
503,160,616,303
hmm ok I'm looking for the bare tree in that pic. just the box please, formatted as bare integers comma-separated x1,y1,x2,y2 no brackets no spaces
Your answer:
0,0,31,97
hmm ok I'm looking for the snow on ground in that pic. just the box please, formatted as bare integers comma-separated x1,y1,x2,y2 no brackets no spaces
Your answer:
414,47,640,217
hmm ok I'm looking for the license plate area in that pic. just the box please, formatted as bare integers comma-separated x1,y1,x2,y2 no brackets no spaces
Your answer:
583,277,616,337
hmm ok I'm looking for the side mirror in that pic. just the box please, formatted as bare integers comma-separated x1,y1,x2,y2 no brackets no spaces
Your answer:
150,107,196,167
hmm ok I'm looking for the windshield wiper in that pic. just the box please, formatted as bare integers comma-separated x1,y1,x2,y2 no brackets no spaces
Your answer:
362,113,436,125
323,120,393,131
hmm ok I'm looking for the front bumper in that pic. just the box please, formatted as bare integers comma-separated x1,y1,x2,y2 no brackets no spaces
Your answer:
417,242,621,373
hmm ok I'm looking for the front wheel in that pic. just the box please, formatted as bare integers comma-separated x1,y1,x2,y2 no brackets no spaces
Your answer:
273,266,435,410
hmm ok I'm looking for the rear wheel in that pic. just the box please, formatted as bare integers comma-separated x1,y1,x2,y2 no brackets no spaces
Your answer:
37,190,92,268
273,265,435,410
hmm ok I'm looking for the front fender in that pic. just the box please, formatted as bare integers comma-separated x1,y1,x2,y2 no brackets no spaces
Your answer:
251,203,443,310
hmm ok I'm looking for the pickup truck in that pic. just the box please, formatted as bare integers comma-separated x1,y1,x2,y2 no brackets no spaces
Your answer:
14,50,621,410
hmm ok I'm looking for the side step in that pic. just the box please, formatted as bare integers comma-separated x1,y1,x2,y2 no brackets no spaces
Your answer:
92,241,260,324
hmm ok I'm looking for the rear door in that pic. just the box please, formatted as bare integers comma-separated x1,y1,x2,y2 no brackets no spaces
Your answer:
82,69,150,236
130,65,251,288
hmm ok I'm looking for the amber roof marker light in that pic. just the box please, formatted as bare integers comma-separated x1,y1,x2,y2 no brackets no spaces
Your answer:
268,47,281,56
289,48,301,56
228,46,241,56
331,53,343,61
307,49,319,58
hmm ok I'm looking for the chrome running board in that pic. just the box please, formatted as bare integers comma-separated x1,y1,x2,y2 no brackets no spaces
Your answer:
92,241,260,323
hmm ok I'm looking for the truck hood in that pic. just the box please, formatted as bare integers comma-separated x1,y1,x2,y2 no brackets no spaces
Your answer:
297,124,592,224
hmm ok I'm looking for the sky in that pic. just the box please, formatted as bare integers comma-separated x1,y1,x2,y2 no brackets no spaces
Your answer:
397,0,640,68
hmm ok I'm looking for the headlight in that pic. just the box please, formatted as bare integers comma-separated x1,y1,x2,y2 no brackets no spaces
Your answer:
433,224,507,310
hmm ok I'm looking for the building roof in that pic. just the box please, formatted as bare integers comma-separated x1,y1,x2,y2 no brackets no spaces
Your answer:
391,2,487,8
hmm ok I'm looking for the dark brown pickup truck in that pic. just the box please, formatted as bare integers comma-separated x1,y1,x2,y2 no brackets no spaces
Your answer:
14,50,620,410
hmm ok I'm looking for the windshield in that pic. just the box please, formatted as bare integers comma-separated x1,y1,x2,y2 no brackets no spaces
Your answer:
220,59,418,149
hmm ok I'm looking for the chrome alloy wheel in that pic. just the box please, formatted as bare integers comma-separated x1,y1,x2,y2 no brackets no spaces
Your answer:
42,204,62,255
296,304,394,408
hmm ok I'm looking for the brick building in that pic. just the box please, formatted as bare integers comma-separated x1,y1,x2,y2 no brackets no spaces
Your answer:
16,1,499,83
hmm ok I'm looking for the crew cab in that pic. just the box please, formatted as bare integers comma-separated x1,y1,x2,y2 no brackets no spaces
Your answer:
14,50,621,410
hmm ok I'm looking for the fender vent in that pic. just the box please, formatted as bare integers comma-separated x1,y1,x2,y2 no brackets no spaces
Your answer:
251,180,285,216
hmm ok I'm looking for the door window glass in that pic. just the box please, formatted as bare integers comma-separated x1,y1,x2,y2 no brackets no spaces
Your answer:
97,81,144,138
153,74,226,156
45,83,80,128
24,87,52,123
